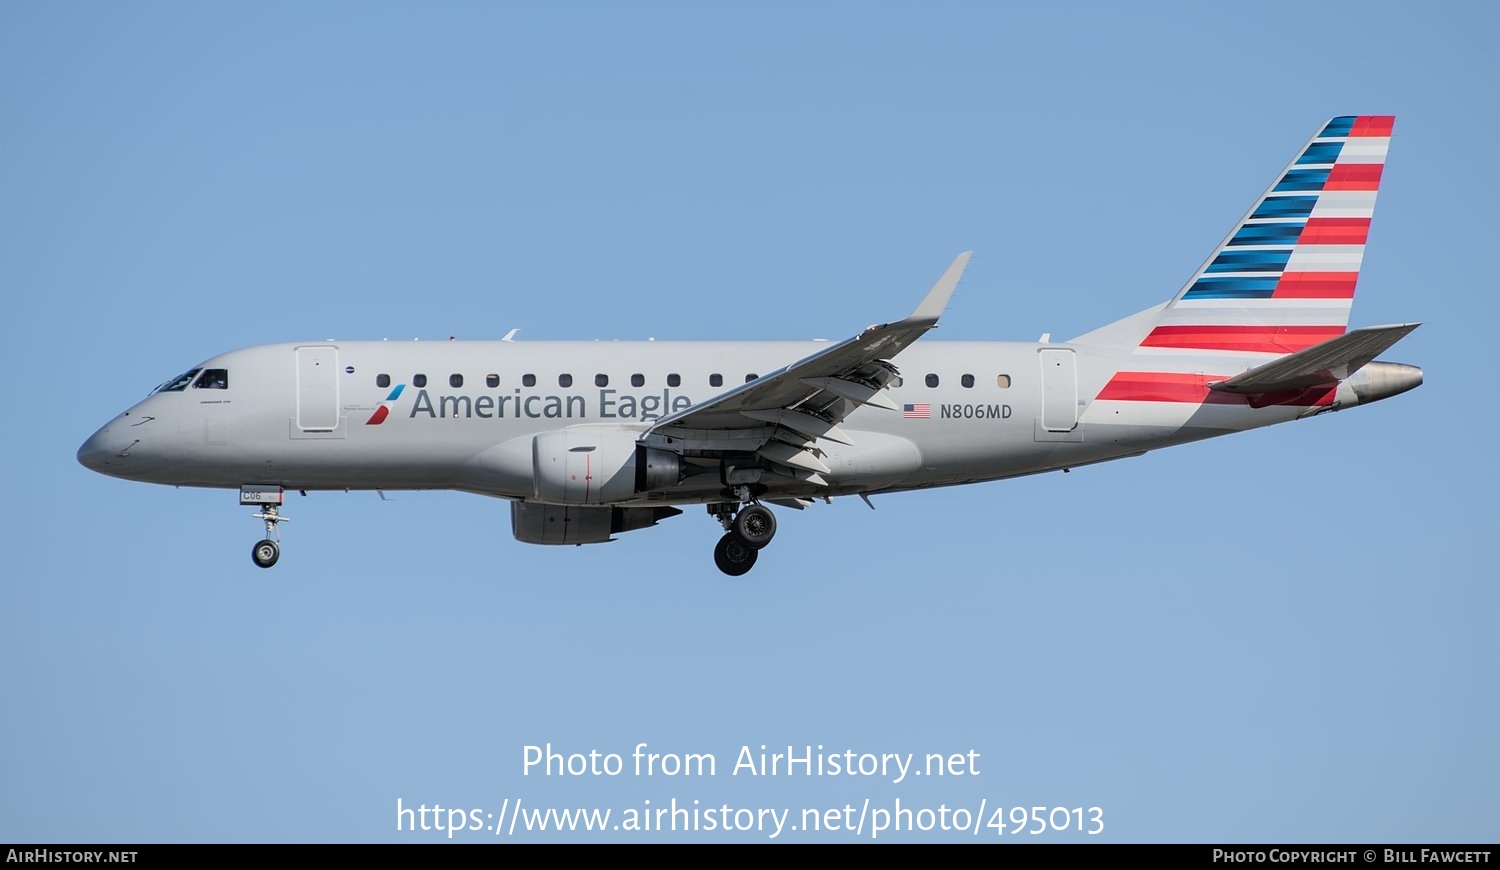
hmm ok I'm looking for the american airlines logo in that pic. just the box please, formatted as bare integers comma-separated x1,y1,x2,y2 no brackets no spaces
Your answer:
365,384,406,425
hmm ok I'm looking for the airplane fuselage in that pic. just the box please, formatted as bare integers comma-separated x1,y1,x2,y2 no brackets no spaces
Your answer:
78,336,1393,503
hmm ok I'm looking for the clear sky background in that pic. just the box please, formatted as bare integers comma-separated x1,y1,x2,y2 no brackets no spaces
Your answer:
3,2,1494,844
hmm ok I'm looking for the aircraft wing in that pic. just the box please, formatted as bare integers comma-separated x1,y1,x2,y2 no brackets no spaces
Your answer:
1208,323,1421,394
643,252,971,483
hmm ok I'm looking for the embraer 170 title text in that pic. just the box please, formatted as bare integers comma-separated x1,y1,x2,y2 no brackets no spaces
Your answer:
79,116,1421,576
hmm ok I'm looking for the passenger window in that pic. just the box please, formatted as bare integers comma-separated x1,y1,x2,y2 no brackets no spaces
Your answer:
595,374,609,387
449,374,463,388
996,375,1011,389
961,374,975,388
745,373,758,383
631,374,645,388
559,374,573,388
486,374,500,388
192,369,229,389
377,374,391,389
523,374,536,387
667,373,681,387
710,374,723,387
413,374,428,388
925,374,939,388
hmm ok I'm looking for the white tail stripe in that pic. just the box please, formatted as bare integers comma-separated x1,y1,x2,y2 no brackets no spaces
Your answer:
1335,138,1391,163
1285,246,1367,271
1309,191,1380,219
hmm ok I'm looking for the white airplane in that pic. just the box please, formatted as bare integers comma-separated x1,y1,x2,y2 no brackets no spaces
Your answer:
78,115,1422,576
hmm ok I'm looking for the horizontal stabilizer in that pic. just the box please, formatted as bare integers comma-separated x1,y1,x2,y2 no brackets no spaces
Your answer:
1209,323,1420,394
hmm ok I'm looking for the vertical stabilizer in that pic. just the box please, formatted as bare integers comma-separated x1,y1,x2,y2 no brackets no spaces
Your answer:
1074,116,1393,356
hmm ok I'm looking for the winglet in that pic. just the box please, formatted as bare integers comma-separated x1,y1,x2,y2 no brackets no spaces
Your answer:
905,251,971,325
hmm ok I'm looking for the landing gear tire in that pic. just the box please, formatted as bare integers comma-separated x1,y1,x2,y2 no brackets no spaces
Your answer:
714,532,758,577
252,539,280,569
732,504,777,549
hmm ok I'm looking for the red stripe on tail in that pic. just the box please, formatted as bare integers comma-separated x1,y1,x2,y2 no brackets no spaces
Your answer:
1299,217,1370,245
1349,115,1395,137
1325,163,1384,190
1273,272,1359,299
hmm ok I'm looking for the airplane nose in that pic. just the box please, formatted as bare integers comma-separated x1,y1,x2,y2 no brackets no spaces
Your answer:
77,423,123,474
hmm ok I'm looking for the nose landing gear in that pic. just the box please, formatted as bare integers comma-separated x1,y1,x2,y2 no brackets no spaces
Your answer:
251,535,281,569
242,485,290,569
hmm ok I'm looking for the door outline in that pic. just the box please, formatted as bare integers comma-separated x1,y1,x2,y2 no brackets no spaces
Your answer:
295,345,340,432
1039,347,1078,432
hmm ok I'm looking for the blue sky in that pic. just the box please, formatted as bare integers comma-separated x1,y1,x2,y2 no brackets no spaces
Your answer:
2,1,1495,843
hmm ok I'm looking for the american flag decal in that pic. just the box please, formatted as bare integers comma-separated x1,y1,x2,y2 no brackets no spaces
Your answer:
903,403,931,419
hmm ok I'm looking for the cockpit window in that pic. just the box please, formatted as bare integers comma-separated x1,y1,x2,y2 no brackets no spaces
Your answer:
154,369,201,393
193,369,229,389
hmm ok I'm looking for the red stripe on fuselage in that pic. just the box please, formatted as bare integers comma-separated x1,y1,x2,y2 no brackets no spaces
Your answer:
1096,372,1335,406
1142,325,1346,353
366,406,390,425
1096,372,1241,404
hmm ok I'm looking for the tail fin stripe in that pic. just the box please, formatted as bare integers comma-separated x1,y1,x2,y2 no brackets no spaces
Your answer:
1297,141,1346,164
1319,117,1356,137
1276,168,1332,192
1251,196,1318,219
1230,223,1305,245
1299,218,1370,245
1284,245,1365,271
1333,139,1390,162
1207,250,1294,273
1309,190,1378,219
1272,272,1358,299
1183,277,1279,299
1325,163,1384,190
1349,115,1395,137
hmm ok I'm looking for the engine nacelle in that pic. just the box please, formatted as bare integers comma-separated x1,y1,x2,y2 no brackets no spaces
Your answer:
511,502,683,545
532,426,681,504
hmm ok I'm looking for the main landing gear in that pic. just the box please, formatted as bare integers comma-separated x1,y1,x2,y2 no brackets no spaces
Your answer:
709,494,777,577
